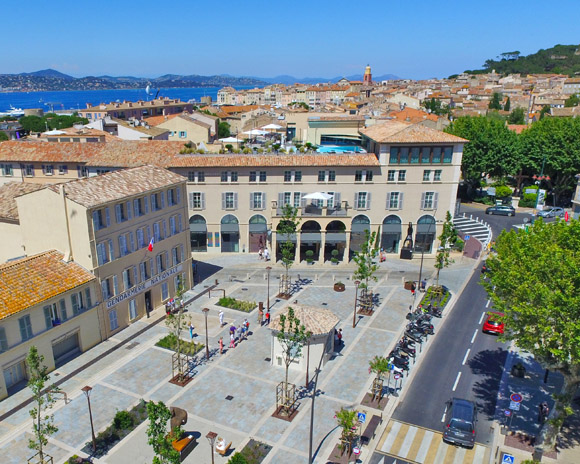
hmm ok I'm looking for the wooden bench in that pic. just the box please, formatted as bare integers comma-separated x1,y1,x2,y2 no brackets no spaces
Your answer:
172,435,197,462
216,440,232,456
360,415,382,445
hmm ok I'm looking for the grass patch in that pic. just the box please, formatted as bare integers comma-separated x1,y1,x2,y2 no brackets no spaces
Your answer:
227,439,272,464
217,296,256,312
156,333,204,356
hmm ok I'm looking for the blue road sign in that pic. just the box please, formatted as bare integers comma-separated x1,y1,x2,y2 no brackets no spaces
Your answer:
501,453,515,464
358,412,366,424
464,235,470,240
510,393,523,403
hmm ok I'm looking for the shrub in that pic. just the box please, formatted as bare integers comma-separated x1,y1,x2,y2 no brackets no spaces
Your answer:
519,185,538,207
494,185,512,198
331,248,339,263
113,410,135,431
305,250,314,262
228,453,249,464
156,334,204,355
217,296,256,312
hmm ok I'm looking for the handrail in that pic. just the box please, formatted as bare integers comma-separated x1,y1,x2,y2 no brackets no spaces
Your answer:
208,288,226,299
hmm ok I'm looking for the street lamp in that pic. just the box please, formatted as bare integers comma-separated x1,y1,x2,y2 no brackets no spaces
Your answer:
266,266,272,310
206,431,217,464
81,386,96,453
202,308,210,360
353,280,360,328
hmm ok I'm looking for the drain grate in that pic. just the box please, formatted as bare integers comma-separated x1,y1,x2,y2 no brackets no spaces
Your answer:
125,341,140,350
225,395,234,401
242,288,248,291
321,302,327,306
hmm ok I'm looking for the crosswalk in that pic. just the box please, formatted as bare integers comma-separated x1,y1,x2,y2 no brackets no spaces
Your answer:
453,215,492,247
373,420,490,464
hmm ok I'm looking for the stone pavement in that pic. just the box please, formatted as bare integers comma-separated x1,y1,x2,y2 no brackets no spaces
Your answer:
0,252,501,464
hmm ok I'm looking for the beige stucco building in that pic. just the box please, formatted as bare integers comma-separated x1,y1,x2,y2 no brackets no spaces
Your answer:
14,166,193,338
0,250,101,400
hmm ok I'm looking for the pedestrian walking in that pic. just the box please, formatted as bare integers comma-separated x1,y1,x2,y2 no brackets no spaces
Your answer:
236,325,242,342
420,279,427,292
219,310,224,327
258,306,264,325
411,283,416,297
219,337,224,354
244,318,250,338
337,328,343,347
334,329,339,347
538,402,549,423
229,333,236,349
264,247,270,261
265,309,271,325
258,247,264,260
189,323,194,339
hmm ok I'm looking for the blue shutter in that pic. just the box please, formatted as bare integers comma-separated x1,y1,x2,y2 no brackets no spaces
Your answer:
92,211,99,231
0,327,7,352
160,191,165,209
19,317,28,341
44,306,53,329
59,299,67,321
85,288,92,308
108,239,115,260
144,196,149,213
176,187,181,204
129,232,135,252
126,201,133,220
115,204,122,223
178,214,182,232
105,207,111,227
113,275,119,295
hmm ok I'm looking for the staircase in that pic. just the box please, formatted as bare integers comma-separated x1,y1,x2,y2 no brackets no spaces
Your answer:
453,213,492,248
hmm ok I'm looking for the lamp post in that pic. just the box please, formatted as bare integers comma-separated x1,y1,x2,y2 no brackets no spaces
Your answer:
353,280,360,328
206,431,217,464
202,308,210,360
266,266,272,309
81,386,96,453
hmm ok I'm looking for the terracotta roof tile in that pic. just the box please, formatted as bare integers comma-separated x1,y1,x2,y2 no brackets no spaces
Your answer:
0,250,96,320
143,113,180,126
0,182,47,221
168,154,379,168
269,304,339,336
360,120,467,143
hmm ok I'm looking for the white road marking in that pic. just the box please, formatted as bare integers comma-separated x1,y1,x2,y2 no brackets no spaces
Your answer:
416,430,435,463
486,299,491,308
441,411,447,422
462,349,471,365
479,311,486,324
452,372,462,391
471,329,478,343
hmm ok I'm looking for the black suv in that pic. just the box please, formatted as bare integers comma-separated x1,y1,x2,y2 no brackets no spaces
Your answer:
443,398,477,448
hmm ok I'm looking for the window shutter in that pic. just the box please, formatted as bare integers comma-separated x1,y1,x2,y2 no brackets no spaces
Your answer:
180,245,184,263
278,192,284,206
201,193,206,209
101,281,108,300
262,192,266,210
72,293,79,315
140,262,146,282
19,318,28,341
420,192,426,210
334,192,341,208
433,192,439,210
44,305,53,329
113,275,119,295
233,192,238,209
399,192,404,210
300,193,306,208
108,239,115,260
105,207,111,226
144,196,149,213
178,214,182,232
151,194,156,211
59,299,67,321
127,202,132,220
123,270,129,290
85,288,92,307
149,259,154,277
386,192,391,210
250,192,254,210
119,235,125,256
133,199,139,216
146,226,151,243
115,204,121,223
92,211,99,230
162,220,167,239
172,248,178,266
189,192,194,209
160,191,166,209
169,217,175,236
222,192,226,210
176,187,181,204
354,192,359,209
129,232,135,252
0,327,8,352
137,229,143,248
133,266,138,285
367,192,372,210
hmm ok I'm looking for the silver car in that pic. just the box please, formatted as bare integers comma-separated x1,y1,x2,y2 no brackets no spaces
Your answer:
443,398,477,448
537,207,564,218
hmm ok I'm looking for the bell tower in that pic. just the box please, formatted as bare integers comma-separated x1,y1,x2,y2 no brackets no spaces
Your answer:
363,64,372,85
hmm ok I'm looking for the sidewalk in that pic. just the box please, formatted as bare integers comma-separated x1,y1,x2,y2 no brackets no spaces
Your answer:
0,253,483,464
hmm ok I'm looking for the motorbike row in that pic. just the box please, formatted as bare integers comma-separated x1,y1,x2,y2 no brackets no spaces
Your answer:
388,304,443,376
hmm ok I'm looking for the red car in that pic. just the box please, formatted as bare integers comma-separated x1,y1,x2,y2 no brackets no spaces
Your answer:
482,312,504,335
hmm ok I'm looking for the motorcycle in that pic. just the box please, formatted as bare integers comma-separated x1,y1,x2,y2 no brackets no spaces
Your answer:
396,341,416,358
389,356,409,371
423,303,442,318
404,329,425,342
407,321,434,334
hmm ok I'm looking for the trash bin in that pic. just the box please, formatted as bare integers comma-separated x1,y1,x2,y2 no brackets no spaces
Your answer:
532,446,544,462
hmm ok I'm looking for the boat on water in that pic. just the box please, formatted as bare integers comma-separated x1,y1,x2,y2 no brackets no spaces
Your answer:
0,105,25,118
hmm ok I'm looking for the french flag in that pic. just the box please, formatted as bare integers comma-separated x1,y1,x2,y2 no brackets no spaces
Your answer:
148,237,154,252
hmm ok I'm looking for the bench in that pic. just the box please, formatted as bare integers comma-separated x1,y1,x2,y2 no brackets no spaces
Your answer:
216,440,232,456
172,435,197,462
360,415,382,445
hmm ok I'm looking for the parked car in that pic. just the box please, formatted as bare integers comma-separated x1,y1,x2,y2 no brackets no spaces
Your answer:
485,205,516,216
443,398,477,448
537,207,565,218
482,312,504,335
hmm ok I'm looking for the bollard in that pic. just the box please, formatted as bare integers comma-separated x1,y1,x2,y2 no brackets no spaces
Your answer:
247,273,250,280
215,279,218,285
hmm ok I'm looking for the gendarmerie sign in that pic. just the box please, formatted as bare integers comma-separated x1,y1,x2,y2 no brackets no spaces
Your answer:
106,264,183,308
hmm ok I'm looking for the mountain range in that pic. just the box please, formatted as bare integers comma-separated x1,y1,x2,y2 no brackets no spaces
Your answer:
0,69,400,92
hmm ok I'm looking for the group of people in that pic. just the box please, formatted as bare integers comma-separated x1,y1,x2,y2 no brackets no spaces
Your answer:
258,247,271,261
257,306,271,326
227,319,251,349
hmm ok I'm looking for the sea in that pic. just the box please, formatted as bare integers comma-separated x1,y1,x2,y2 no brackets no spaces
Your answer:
0,86,254,113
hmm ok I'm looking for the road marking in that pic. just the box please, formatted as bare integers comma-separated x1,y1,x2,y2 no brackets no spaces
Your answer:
485,299,491,308
441,410,447,422
462,349,471,365
471,329,478,344
452,372,462,391
479,311,486,324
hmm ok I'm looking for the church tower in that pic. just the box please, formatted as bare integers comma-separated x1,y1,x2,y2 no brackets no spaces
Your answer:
363,64,372,85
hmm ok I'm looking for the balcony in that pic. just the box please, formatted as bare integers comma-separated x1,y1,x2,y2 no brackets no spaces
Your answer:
273,201,350,218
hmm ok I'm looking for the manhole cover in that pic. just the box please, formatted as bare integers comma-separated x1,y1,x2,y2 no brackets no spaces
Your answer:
264,357,271,362
242,288,248,291
225,395,234,401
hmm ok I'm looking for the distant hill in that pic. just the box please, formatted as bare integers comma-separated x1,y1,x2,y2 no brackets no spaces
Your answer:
24,69,75,80
465,44,580,76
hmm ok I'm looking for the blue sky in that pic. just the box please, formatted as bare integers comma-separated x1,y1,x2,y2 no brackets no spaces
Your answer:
4,0,580,79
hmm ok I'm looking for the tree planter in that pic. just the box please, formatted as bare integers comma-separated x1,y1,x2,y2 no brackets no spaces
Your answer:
404,281,415,291
334,282,345,292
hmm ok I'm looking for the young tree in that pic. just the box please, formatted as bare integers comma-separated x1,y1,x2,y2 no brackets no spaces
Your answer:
276,307,311,413
369,355,391,403
278,204,301,296
146,401,181,464
352,229,379,290
564,93,580,108
488,92,503,110
504,97,511,112
164,281,191,382
335,408,358,456
434,212,455,287
483,219,580,448
27,346,59,463
507,107,525,124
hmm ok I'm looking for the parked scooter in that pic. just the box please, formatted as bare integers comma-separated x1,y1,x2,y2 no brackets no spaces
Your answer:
396,341,416,358
407,321,434,335
404,328,425,343
389,356,409,371
422,303,442,318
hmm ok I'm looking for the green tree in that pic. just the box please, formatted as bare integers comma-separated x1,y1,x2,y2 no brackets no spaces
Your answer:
335,408,358,455
445,116,521,186
504,97,511,112
539,105,551,119
434,212,455,287
507,107,525,124
369,355,391,380
218,121,230,138
519,117,580,205
276,307,311,413
27,346,60,463
164,281,191,382
0,131,9,141
424,98,450,116
564,93,580,108
488,92,503,110
146,401,181,464
278,204,301,296
352,229,379,290
483,219,580,448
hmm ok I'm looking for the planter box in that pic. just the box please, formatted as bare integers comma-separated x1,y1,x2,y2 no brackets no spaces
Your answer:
334,283,345,292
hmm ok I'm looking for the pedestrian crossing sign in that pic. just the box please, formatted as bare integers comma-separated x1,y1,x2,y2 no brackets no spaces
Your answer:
501,453,514,464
